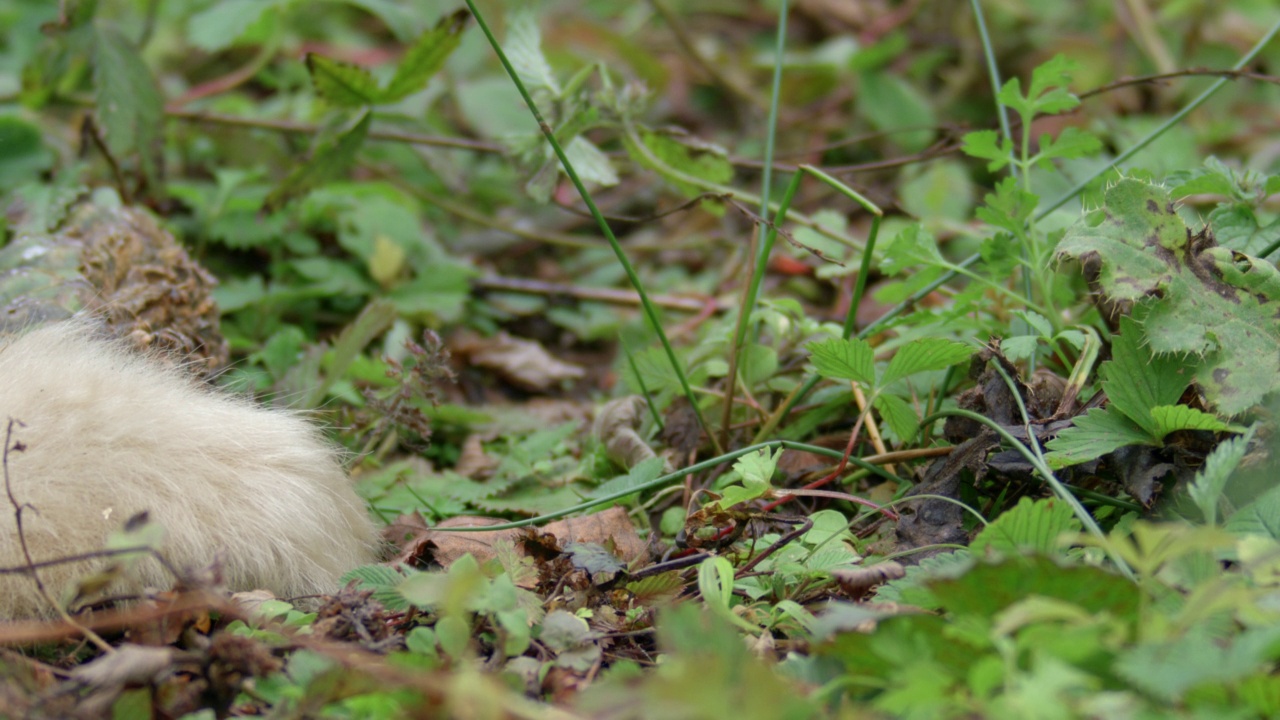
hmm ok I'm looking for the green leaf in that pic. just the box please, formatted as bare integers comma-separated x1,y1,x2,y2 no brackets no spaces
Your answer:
1114,626,1280,702
880,338,973,387
187,0,275,52
591,456,665,498
1102,315,1195,436
1044,407,1156,468
0,116,53,189
717,448,780,510
807,337,875,385
1055,177,1280,414
975,177,1037,235
381,10,469,102
1148,404,1232,437
928,554,1139,620
738,343,778,387
634,130,733,198
1190,427,1254,525
961,130,1013,172
306,54,382,106
969,497,1082,556
877,223,945,276
265,111,372,211
857,70,936,153
1025,54,1082,115
342,564,414,612
505,8,559,95
1035,127,1101,164
873,393,919,442
563,136,619,187
1225,484,1280,539
93,26,164,182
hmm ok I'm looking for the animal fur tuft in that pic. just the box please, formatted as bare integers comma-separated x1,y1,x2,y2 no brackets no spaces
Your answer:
0,320,377,618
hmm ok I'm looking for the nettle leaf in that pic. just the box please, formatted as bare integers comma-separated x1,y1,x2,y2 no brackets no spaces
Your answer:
807,337,875,385
880,338,973,387
93,26,163,181
381,9,469,102
265,111,371,211
969,497,1081,556
306,54,382,106
1055,177,1280,414
1102,315,1195,436
1045,407,1155,468
1190,426,1254,525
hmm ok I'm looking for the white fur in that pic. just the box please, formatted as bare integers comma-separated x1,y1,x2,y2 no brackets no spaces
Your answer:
0,321,377,618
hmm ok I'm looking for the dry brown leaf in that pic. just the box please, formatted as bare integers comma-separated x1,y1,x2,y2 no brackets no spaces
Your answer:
453,331,585,391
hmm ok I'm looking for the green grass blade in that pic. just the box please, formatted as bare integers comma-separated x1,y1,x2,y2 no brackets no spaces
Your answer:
461,0,721,453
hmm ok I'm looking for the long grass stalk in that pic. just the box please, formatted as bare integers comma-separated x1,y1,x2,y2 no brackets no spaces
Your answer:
461,0,722,453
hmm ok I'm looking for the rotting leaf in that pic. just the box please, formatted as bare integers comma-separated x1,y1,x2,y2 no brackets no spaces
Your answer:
1055,177,1280,414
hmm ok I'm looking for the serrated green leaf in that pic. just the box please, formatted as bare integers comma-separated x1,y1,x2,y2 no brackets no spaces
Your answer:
342,564,414,612
306,53,382,106
873,393,918,442
807,337,875,385
265,111,371,211
970,497,1082,556
880,338,973,387
1149,404,1231,437
1170,170,1234,198
93,26,163,182
1044,407,1156,468
928,554,1139,620
1190,427,1254,525
1102,315,1195,435
1226,484,1280,539
382,10,469,102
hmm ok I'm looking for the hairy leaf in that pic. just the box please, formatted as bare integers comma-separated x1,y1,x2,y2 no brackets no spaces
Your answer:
1056,178,1280,414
